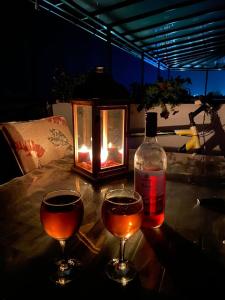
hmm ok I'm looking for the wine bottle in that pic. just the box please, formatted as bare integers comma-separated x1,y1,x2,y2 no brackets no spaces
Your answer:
134,112,167,228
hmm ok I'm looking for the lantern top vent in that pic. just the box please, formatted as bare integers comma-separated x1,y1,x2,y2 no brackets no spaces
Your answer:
72,67,129,100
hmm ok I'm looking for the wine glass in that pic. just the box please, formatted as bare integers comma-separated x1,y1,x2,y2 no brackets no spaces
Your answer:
40,189,84,286
102,188,143,285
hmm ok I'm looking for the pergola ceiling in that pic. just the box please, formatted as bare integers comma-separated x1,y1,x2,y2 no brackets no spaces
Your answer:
31,0,225,70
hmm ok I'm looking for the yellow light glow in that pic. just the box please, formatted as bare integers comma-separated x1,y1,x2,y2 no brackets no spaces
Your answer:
101,148,108,163
79,144,89,152
79,144,109,163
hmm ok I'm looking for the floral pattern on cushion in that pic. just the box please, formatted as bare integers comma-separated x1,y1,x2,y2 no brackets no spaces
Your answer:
2,116,73,174
15,140,45,158
47,116,68,126
48,128,73,151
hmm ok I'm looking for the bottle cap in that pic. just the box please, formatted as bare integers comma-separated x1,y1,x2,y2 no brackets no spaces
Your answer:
146,112,157,137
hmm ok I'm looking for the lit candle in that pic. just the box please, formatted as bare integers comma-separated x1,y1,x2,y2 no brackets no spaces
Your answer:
101,147,108,164
78,145,90,162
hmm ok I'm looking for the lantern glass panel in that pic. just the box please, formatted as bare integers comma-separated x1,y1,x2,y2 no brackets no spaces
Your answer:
75,105,92,172
100,109,125,170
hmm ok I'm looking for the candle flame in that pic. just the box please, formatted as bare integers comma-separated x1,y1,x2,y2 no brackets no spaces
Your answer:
89,149,93,162
79,144,89,152
119,148,123,154
101,148,108,163
79,144,108,163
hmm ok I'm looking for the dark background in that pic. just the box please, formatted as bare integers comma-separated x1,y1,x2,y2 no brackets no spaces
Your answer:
1,0,225,122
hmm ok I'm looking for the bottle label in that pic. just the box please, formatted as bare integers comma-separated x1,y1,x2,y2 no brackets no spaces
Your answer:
134,168,166,215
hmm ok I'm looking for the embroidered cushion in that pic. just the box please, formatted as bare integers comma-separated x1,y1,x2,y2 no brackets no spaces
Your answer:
2,116,73,174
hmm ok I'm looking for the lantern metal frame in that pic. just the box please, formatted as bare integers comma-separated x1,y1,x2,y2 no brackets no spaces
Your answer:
71,98,129,182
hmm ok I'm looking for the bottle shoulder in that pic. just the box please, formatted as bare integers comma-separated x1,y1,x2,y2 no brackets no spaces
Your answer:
134,140,167,171
135,140,167,156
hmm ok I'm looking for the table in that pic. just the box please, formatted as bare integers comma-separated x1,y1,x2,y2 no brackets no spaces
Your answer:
1,155,225,299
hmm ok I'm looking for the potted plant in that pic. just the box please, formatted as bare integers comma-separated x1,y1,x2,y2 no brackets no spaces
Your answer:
51,66,129,103
51,66,85,103
130,76,193,119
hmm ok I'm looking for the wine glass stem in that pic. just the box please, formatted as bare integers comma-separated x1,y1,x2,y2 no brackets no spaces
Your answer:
119,238,127,270
59,240,66,257
59,240,68,269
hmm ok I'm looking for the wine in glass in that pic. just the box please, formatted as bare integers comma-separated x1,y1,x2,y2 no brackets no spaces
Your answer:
102,188,143,285
40,189,84,286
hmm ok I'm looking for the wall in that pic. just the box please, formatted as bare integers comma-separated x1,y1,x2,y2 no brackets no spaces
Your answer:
129,103,225,184
52,103,73,134
53,102,225,156
129,103,225,156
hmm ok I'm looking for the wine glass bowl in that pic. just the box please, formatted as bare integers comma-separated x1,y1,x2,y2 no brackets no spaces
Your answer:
102,188,143,285
40,189,84,286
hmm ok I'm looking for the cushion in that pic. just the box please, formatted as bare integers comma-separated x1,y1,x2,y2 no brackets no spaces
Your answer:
2,115,73,174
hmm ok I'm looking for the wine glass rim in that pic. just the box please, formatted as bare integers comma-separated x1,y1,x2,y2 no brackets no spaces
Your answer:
104,188,142,205
43,189,82,206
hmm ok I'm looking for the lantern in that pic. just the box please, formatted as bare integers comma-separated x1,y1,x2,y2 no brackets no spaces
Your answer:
72,99,128,181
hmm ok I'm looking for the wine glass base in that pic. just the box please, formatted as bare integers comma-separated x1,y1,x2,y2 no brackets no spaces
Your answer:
52,258,82,286
105,258,137,286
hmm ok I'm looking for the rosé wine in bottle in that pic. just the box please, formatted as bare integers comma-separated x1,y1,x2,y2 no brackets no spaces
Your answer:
134,112,167,228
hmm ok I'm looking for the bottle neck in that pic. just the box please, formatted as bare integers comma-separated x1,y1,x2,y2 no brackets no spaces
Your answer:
144,135,158,143
145,112,157,138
